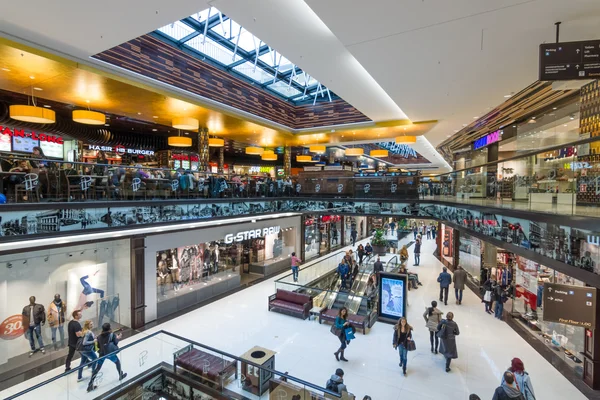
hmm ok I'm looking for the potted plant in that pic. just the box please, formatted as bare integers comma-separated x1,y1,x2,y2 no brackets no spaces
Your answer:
371,228,388,256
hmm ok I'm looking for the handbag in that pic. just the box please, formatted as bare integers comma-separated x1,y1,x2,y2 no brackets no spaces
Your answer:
483,290,492,302
330,325,342,337
436,323,447,339
406,339,416,351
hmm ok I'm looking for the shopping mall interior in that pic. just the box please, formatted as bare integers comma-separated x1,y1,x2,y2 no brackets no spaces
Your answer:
0,1,600,399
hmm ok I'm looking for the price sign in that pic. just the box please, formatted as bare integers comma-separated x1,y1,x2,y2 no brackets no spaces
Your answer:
0,315,26,340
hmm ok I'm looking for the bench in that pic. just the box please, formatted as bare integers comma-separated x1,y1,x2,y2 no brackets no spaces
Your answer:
268,289,313,320
173,345,237,389
318,308,368,335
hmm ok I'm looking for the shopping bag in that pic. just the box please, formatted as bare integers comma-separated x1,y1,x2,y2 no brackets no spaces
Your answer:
483,290,492,302
345,327,355,341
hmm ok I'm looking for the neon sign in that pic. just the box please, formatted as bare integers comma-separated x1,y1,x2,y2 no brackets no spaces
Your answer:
88,144,154,156
1,126,63,144
473,130,502,150
224,226,280,244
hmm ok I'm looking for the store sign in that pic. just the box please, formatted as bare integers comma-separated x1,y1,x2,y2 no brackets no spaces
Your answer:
172,154,199,162
543,282,597,328
303,166,322,171
473,130,502,150
88,144,154,156
1,126,64,144
564,162,592,170
224,226,280,244
249,166,272,174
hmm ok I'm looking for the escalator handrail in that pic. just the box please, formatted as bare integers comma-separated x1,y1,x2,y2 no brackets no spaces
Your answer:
385,255,399,272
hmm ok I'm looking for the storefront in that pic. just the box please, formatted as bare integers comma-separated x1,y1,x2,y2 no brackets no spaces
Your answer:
440,223,455,268
84,144,156,165
144,216,300,321
319,215,342,254
304,215,320,260
343,216,366,246
0,125,69,159
0,239,131,369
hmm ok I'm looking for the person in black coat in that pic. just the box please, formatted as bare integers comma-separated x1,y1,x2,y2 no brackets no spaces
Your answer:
437,312,460,372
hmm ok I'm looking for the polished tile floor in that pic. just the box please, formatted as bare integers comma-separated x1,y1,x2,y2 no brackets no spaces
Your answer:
1,237,588,399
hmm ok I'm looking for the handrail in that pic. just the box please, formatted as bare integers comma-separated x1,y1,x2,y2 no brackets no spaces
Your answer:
386,255,399,272
5,329,340,399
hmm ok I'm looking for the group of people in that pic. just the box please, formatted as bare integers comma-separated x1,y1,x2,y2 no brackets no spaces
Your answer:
437,265,468,306
337,250,361,290
483,276,510,319
412,222,437,241
65,310,126,392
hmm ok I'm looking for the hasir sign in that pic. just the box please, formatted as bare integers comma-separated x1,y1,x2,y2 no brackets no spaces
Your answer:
88,144,154,156
224,226,280,244
473,130,502,150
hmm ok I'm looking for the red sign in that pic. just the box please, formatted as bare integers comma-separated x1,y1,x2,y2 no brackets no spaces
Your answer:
0,126,63,144
172,154,199,162
0,315,26,340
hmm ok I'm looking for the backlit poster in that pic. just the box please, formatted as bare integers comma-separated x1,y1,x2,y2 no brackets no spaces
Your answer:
515,256,538,310
12,136,38,153
378,273,407,322
40,140,64,158
66,263,108,322
0,134,10,152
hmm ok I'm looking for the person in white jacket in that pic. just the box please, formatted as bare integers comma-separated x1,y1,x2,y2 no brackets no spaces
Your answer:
501,358,535,400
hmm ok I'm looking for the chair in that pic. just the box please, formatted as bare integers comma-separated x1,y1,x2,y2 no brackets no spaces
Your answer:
60,170,85,202
15,173,40,203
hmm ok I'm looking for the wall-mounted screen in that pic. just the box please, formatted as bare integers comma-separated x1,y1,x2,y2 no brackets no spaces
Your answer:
0,134,11,152
40,140,64,158
378,272,408,323
12,136,38,153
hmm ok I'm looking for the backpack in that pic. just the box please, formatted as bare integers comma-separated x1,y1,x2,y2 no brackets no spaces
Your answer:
103,333,119,354
326,379,340,393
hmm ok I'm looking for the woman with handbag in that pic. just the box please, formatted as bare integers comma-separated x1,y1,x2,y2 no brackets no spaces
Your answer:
77,320,98,382
392,317,413,376
423,300,443,354
437,312,460,372
333,308,351,362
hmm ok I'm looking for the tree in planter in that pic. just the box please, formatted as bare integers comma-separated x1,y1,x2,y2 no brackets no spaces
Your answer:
371,229,388,256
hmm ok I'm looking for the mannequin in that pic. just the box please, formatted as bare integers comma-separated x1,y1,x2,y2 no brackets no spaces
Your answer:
157,260,168,297
21,296,45,355
214,243,220,274
48,294,66,348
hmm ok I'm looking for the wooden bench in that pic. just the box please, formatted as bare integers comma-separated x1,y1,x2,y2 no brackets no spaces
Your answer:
318,308,368,335
173,345,237,390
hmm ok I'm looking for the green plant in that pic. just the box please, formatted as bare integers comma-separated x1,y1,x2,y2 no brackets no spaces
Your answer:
371,229,387,247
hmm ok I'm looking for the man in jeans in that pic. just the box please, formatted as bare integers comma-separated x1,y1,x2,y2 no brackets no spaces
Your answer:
21,296,46,356
453,266,468,305
290,252,301,282
437,267,452,306
65,310,83,371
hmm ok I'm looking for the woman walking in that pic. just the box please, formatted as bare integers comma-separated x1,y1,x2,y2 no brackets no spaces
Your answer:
437,312,460,372
77,320,98,382
502,357,536,400
357,244,365,265
333,308,350,362
423,301,443,354
392,317,413,376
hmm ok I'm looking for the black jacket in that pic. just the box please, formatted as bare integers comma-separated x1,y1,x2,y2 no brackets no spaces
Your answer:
373,261,384,273
22,303,45,325
97,331,120,356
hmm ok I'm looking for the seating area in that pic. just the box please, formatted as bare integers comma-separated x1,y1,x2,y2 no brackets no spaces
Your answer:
318,308,368,335
268,289,313,320
173,345,237,390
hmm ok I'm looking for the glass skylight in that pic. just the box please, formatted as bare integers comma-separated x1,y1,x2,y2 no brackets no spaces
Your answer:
154,6,336,104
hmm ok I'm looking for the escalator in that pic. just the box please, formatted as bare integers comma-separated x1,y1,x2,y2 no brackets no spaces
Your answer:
321,254,375,311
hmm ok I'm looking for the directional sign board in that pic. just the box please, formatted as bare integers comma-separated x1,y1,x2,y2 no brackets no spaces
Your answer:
539,40,600,81
542,282,597,328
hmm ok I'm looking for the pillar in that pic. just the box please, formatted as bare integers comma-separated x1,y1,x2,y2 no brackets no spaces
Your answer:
218,147,224,174
584,298,600,389
198,128,209,172
284,146,292,176
486,142,498,198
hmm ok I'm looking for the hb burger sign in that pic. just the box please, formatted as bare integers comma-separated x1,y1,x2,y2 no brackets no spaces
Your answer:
88,144,154,156
0,126,63,144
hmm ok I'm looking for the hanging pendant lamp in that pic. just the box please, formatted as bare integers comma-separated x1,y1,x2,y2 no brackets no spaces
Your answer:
208,137,224,147
345,147,364,156
395,135,417,144
309,145,326,153
297,155,312,162
261,153,277,161
172,117,199,130
168,130,192,147
73,110,105,125
246,147,264,155
370,149,389,157
10,105,56,124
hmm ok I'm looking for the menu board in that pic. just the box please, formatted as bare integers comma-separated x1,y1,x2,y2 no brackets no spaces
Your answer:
12,136,38,153
0,134,11,152
40,140,64,158
182,160,190,170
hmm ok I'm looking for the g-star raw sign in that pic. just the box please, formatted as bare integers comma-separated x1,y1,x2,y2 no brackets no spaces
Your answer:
473,130,502,150
88,144,154,156
224,226,280,244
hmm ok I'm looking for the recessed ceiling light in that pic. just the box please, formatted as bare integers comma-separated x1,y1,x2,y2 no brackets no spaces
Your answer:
504,94,512,98
105,124,109,126
1,68,10,72
33,87,43,91
43,105,51,108
473,117,478,119
553,107,557,110
137,112,142,115
153,115,158,119
152,129,157,132
85,99,90,103
184,132,189,135
564,124,567,127
29,75,35,79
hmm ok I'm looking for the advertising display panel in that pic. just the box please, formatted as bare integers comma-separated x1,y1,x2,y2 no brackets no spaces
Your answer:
378,272,408,323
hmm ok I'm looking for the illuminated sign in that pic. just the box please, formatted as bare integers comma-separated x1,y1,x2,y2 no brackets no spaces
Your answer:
0,126,64,144
172,154,199,162
473,130,502,150
88,144,154,156
379,142,417,158
224,226,280,244
249,166,273,174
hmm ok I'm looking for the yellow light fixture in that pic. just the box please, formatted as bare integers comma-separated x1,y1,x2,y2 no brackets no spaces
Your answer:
168,131,192,147
309,145,326,153
297,155,313,162
172,117,199,130
208,138,224,147
345,148,364,156
9,105,55,124
262,150,274,155
261,153,277,161
370,149,389,157
72,110,105,125
395,136,417,144
246,147,264,155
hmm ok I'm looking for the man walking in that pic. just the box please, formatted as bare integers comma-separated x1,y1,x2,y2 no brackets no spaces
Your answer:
453,266,467,305
65,310,83,371
437,267,452,306
290,252,301,282
87,323,127,392
373,257,384,274
413,235,421,266
350,228,357,246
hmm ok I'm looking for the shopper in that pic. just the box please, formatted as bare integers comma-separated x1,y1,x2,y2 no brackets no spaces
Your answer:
392,317,413,376
373,257,384,274
413,235,421,266
87,323,127,392
399,245,409,266
412,224,418,240
365,243,373,257
431,224,437,240
22,296,46,356
65,310,83,371
426,225,431,239
333,308,350,362
365,275,377,310
483,277,494,314
437,312,459,372
493,371,526,400
389,220,396,235
437,267,452,306
502,358,535,400
423,300,443,354
290,252,301,283
357,244,365,265
453,265,468,305
494,283,508,320
77,320,98,382
337,261,350,290
350,228,358,246
326,368,349,395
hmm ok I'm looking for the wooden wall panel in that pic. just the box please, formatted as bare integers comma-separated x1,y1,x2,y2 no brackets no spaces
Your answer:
93,35,370,130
